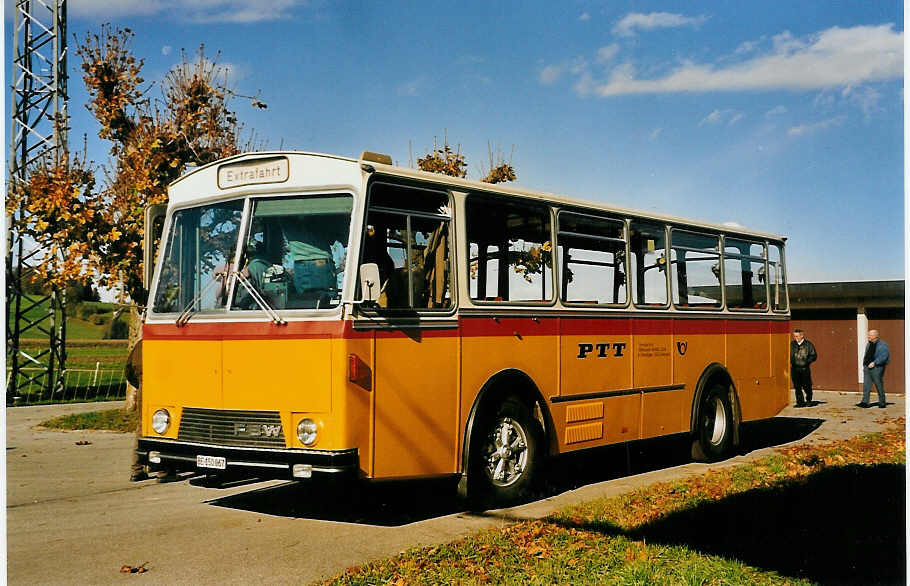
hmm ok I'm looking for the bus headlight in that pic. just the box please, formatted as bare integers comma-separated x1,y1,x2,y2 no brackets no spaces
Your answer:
152,409,171,434
297,418,318,446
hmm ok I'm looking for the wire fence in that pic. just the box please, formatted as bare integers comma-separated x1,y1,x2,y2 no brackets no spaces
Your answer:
6,365,128,405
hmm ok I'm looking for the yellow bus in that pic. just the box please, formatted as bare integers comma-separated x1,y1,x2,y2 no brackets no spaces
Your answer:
137,150,790,504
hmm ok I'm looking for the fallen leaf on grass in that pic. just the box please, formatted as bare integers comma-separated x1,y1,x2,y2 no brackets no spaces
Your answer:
119,563,148,574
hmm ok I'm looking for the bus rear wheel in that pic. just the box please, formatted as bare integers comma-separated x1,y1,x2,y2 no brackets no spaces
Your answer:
691,384,735,462
470,396,540,507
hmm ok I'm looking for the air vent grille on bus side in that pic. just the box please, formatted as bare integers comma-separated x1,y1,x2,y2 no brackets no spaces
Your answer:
177,408,285,448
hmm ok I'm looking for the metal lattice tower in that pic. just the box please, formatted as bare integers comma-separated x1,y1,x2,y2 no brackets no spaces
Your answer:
7,0,68,403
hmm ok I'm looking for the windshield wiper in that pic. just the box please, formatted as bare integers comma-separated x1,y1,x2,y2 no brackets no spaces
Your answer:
232,270,287,325
175,266,231,327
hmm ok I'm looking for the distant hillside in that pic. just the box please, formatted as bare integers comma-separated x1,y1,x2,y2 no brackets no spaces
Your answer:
9,296,122,340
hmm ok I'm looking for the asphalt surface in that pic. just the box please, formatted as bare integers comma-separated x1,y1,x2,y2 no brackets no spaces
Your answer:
5,390,905,584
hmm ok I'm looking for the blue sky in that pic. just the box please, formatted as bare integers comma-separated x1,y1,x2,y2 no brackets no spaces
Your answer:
8,1,905,283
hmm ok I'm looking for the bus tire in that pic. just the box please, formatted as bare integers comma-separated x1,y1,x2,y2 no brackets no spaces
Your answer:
691,384,735,462
469,396,540,507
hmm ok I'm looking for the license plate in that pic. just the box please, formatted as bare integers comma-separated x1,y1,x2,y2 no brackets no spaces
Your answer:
196,455,226,470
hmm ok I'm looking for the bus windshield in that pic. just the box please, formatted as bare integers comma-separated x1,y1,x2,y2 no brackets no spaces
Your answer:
153,200,244,314
152,193,354,315
231,194,353,311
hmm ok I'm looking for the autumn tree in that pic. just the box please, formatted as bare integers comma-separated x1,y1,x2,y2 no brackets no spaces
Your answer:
77,25,251,304
6,152,101,291
415,136,547,284
416,135,467,178
480,142,516,184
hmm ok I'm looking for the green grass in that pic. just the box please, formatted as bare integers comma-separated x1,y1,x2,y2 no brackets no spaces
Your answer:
18,340,129,367
39,408,138,432
324,420,906,585
9,295,122,340
64,317,108,340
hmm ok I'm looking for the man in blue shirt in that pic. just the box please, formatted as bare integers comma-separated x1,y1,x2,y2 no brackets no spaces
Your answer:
857,329,890,408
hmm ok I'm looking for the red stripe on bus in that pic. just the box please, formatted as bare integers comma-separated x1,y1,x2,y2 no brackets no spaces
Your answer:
672,320,722,335
559,318,632,336
459,317,559,337
143,321,346,340
143,316,789,341
770,321,791,334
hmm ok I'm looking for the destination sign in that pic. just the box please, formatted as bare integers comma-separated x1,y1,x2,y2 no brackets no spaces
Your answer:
218,157,289,189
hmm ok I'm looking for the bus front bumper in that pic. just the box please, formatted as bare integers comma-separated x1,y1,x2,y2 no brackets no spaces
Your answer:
137,438,359,480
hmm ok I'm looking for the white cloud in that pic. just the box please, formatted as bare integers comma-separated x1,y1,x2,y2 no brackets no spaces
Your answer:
612,12,708,37
596,44,620,64
68,0,164,19
765,105,787,118
735,40,761,55
700,110,724,125
169,56,247,85
538,65,563,85
584,24,902,97
573,72,595,96
579,12,590,21
699,109,743,126
68,0,305,23
842,85,883,117
787,115,846,137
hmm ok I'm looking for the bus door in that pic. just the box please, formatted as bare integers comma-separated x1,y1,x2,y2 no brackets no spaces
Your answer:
556,212,637,447
559,318,635,445
362,182,459,478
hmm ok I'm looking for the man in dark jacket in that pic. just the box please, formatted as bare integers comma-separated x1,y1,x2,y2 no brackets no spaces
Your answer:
790,329,818,407
858,329,890,408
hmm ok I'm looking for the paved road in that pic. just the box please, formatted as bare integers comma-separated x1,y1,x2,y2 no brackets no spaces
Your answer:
6,391,904,584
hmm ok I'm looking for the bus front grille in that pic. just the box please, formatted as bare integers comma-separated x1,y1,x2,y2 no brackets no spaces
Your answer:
178,408,286,448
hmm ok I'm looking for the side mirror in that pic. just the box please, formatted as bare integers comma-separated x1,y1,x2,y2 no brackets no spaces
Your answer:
359,263,381,303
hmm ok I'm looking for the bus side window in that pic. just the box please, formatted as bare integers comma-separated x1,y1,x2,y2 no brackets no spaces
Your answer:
768,243,788,312
364,182,452,310
670,230,721,309
466,194,552,303
557,212,627,306
629,221,668,307
724,238,768,310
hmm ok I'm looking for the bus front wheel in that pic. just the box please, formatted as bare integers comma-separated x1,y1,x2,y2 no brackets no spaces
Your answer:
691,384,735,462
469,396,540,507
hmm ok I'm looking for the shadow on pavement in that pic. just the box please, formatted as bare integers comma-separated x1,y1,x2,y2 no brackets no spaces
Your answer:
556,463,906,585
207,415,823,526
207,476,464,526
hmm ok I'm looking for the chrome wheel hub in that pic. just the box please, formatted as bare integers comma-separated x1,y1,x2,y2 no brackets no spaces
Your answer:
707,397,727,445
482,417,529,488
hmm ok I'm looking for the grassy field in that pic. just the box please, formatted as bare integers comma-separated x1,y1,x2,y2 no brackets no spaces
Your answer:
324,419,906,585
40,408,139,432
9,297,131,404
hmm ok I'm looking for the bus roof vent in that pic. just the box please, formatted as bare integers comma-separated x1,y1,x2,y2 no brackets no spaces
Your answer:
360,151,393,165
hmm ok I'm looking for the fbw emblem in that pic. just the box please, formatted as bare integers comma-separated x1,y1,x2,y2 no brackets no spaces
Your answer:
676,341,688,356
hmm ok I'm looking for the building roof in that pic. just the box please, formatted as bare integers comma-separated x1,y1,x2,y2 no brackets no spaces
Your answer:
789,280,904,309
